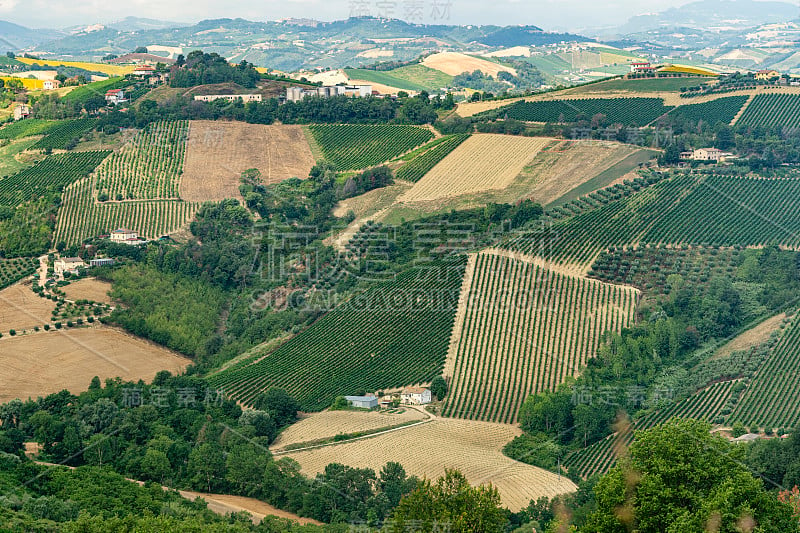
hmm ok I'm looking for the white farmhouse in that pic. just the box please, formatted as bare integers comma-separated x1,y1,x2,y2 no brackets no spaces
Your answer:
401,387,432,405
110,228,139,243
54,257,85,276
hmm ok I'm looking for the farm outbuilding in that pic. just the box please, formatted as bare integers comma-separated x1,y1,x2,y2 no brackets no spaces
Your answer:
344,395,378,409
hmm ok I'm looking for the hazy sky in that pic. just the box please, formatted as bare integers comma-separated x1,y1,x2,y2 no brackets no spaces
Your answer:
0,0,781,31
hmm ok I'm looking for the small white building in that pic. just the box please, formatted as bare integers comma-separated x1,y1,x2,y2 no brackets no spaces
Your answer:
132,65,156,77
110,228,138,242
13,104,30,121
55,257,85,276
42,80,61,90
193,94,262,103
344,395,378,409
682,148,734,162
89,258,114,267
401,387,432,405
105,89,126,104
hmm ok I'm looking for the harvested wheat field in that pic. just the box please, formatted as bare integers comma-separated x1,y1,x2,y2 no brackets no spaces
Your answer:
0,327,189,403
286,417,576,511
0,283,55,333
180,121,315,202
272,408,427,451
62,278,113,305
443,251,639,424
422,52,516,77
399,135,551,203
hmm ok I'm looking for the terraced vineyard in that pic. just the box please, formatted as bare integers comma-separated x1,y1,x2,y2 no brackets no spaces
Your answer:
30,119,98,150
0,257,38,289
502,173,698,268
60,77,127,105
563,431,633,479
443,251,639,423
0,151,110,208
54,176,199,246
643,175,800,248
637,380,738,430
564,380,737,479
207,258,467,411
731,316,800,429
308,124,434,171
737,94,800,129
668,96,749,125
95,120,188,200
395,134,470,182
0,119,61,140
500,98,672,126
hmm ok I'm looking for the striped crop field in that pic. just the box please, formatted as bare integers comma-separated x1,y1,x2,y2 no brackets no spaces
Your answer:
636,380,738,430
0,119,62,140
442,251,639,424
668,96,749,125
498,98,672,126
564,380,737,479
563,431,633,480
207,258,467,411
54,175,199,246
30,118,98,150
395,134,470,182
308,124,434,171
399,134,552,202
737,94,800,129
502,173,698,269
0,151,110,208
643,176,800,248
94,120,188,200
731,316,800,429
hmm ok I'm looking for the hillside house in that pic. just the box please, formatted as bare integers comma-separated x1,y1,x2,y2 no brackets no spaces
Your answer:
755,69,780,80
132,65,156,77
110,228,139,242
42,80,60,90
682,147,734,162
401,387,432,405
630,61,656,73
55,257,85,276
105,89,126,104
193,94,262,103
13,104,30,121
344,395,378,409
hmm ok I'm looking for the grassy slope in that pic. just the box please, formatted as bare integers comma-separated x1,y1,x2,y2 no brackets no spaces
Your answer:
568,77,711,93
0,138,37,177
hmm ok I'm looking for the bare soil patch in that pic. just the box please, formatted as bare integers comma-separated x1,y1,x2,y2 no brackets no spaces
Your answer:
0,327,190,403
0,283,55,333
180,121,314,202
286,418,576,512
62,278,113,305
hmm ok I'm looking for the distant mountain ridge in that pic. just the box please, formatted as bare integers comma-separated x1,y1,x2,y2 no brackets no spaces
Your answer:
620,0,799,33
0,20,62,50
